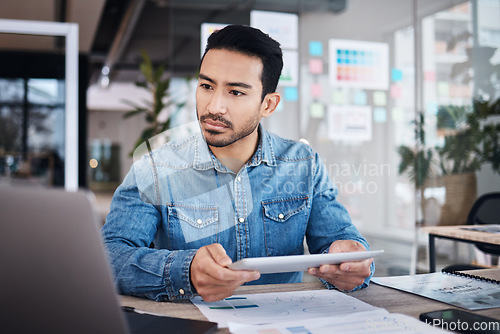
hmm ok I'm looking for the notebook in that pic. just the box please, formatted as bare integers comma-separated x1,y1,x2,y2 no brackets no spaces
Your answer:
0,185,217,334
371,269,500,310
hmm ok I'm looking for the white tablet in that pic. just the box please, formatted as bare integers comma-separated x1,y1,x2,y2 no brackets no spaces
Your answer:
227,250,383,274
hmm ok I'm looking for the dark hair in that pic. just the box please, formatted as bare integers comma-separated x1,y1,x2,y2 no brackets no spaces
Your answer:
201,25,283,100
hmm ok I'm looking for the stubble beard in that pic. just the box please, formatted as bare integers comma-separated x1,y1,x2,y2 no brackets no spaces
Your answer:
197,109,260,148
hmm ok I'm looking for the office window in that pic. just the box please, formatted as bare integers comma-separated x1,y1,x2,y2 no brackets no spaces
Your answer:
0,78,65,186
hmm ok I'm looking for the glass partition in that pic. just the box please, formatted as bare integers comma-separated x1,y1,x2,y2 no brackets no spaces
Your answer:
418,0,500,267
296,0,499,274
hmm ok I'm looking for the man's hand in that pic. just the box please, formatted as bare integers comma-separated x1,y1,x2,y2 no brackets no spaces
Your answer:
190,243,260,302
307,240,372,292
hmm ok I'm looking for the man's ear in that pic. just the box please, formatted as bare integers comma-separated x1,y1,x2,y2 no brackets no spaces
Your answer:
261,92,281,118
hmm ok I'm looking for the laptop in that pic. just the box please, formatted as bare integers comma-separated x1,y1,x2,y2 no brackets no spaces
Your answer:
0,185,217,334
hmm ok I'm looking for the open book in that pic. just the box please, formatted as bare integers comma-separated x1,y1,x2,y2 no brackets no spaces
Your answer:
371,270,500,310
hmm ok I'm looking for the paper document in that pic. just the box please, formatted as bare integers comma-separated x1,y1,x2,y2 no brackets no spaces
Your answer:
228,312,446,334
461,225,500,234
191,289,386,327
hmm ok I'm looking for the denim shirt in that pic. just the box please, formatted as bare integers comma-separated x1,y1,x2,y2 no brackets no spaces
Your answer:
102,126,374,301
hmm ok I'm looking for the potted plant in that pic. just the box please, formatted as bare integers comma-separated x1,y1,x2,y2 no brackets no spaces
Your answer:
397,98,500,226
436,98,500,225
122,50,185,156
397,112,436,225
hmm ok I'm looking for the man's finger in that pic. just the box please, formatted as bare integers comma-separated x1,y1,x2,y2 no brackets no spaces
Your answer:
338,258,373,272
207,243,232,267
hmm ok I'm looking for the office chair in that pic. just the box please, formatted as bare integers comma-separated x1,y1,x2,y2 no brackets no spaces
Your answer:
442,192,500,272
467,192,500,256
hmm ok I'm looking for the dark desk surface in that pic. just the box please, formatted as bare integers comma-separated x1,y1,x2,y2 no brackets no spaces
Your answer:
121,269,500,333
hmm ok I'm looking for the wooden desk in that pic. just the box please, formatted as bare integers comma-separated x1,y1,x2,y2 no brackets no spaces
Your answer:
121,269,500,333
421,225,500,272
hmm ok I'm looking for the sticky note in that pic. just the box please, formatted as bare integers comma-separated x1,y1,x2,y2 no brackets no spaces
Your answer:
438,82,449,97
332,90,346,105
309,59,323,74
390,85,402,99
424,70,436,82
284,87,298,101
309,41,323,56
310,103,325,118
311,83,323,98
391,107,405,122
426,101,438,115
354,90,367,105
373,107,387,123
373,91,387,106
391,68,403,82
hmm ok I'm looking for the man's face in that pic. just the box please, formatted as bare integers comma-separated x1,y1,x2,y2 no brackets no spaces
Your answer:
196,49,265,148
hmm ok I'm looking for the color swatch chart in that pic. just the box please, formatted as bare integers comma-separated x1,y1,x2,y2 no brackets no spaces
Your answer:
329,39,389,90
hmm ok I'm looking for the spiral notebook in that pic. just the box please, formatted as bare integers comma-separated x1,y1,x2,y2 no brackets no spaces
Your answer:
371,269,500,310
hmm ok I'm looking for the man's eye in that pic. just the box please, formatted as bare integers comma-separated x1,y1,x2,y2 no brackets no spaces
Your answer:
230,90,244,96
200,83,212,90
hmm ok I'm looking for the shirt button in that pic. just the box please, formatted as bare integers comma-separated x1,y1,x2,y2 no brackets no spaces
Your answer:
179,288,185,295
237,176,242,182
239,218,245,223
278,213,284,219
196,219,202,225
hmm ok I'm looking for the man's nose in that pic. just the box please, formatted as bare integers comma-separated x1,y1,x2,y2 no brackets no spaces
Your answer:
207,90,227,114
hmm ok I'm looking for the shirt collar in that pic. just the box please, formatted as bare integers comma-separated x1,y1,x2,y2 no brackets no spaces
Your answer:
192,124,276,172
247,125,276,167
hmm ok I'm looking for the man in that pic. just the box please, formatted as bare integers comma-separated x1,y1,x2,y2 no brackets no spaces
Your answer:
102,25,373,303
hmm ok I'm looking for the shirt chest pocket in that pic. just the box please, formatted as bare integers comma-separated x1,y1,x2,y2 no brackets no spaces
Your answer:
166,204,219,248
262,196,309,256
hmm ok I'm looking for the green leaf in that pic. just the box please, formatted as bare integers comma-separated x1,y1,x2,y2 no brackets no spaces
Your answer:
154,65,165,83
135,81,148,89
159,119,171,133
139,50,153,83
156,80,169,100
154,102,165,115
415,150,432,188
140,49,152,68
397,145,415,175
121,99,140,109
140,63,153,83
140,127,155,143
123,108,147,119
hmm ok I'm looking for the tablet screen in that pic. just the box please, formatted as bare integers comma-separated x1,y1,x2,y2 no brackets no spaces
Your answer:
228,250,383,274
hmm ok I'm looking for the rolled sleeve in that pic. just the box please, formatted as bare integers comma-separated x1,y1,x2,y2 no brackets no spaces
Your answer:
163,249,198,300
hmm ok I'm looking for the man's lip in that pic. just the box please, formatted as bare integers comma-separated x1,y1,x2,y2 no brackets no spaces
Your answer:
204,119,229,129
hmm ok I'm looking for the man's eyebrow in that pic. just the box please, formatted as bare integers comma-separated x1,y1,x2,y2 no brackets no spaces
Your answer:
198,73,215,83
198,73,252,89
227,81,252,89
